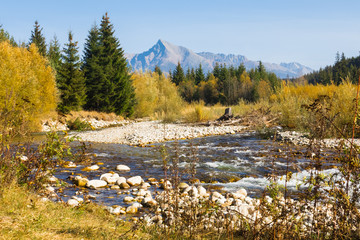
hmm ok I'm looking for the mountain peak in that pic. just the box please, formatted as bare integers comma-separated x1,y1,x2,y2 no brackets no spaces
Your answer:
126,40,313,78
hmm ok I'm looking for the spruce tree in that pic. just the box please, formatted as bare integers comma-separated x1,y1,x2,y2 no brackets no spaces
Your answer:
82,24,103,110
171,62,185,85
29,21,46,56
195,64,205,85
99,13,135,116
57,31,86,113
83,14,135,116
48,35,62,71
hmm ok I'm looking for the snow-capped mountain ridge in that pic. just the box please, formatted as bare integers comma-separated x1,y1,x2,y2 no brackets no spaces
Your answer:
126,39,313,78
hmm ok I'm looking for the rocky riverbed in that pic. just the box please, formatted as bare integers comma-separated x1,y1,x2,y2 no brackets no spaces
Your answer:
276,130,360,149
70,120,247,145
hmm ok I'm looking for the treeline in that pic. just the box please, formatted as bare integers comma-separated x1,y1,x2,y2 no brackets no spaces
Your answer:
304,52,360,85
1,14,282,129
0,13,135,117
169,62,281,105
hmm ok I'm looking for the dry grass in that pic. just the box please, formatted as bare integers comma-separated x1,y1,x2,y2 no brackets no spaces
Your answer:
272,81,357,134
0,184,144,240
66,111,122,121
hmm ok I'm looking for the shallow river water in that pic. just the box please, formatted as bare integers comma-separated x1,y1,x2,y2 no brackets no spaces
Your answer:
53,131,339,207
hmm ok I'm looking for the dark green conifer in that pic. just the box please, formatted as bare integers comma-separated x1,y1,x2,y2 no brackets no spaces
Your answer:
83,14,135,116
195,64,205,85
98,13,135,116
57,31,86,113
29,21,46,56
171,62,185,85
48,35,62,71
82,24,104,110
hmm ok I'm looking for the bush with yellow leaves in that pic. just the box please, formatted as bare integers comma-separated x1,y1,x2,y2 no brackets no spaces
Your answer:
0,41,57,137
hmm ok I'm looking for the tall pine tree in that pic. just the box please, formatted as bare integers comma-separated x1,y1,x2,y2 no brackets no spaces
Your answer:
195,64,205,85
171,62,185,85
57,31,86,113
82,24,104,110
29,21,46,57
48,35,62,71
83,14,135,116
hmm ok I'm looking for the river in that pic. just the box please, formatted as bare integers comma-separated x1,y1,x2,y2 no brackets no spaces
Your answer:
51,131,339,208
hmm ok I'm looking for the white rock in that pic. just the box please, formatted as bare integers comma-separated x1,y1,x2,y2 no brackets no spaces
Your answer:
86,165,100,171
100,173,119,180
160,180,172,190
100,173,120,184
46,186,55,193
238,204,250,216
134,196,144,202
140,182,151,189
40,197,49,202
65,161,77,168
236,188,247,198
216,198,226,205
135,189,149,197
71,196,84,202
47,176,58,184
231,192,246,201
19,155,29,161
184,186,198,198
127,176,143,186
244,197,253,204
116,177,127,185
197,186,208,197
67,199,79,207
126,203,141,214
132,202,143,208
111,206,123,215
211,191,225,202
88,194,96,200
86,179,107,189
116,164,131,171
124,196,134,203
142,196,157,207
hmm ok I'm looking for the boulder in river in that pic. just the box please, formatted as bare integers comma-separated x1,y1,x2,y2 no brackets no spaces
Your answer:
116,177,127,185
178,182,189,190
127,176,143,186
116,164,131,171
100,173,120,184
126,203,141,214
86,179,107,189
82,165,100,171
74,176,89,187
119,182,131,189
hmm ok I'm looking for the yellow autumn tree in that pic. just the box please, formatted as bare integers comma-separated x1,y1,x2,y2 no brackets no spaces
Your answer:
0,41,57,136
132,71,183,120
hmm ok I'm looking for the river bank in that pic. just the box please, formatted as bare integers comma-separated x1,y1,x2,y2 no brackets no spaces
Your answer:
69,120,247,145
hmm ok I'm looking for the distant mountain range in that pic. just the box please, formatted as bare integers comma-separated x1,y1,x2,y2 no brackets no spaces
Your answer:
125,39,313,79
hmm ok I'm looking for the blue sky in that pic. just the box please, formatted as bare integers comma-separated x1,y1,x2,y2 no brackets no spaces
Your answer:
1,0,360,70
